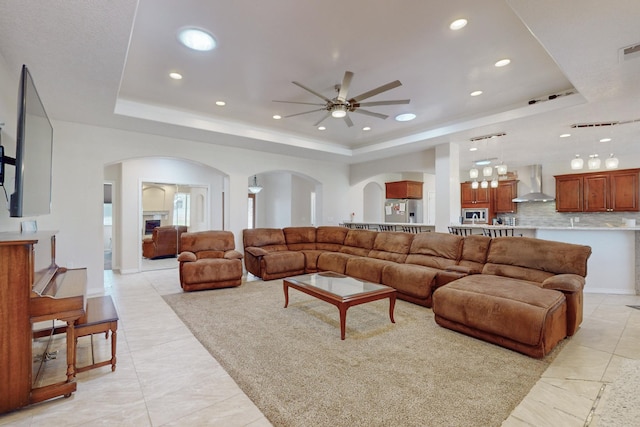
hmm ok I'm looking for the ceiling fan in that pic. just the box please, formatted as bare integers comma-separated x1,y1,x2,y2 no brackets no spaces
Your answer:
273,71,410,127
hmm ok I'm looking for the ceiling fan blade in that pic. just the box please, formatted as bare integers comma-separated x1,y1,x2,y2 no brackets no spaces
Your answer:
292,81,332,102
350,80,402,103
352,109,389,120
283,108,326,118
314,112,331,126
357,99,410,107
273,100,325,106
336,71,354,103
343,114,354,127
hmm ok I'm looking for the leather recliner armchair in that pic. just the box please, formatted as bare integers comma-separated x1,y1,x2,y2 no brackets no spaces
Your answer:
178,230,244,292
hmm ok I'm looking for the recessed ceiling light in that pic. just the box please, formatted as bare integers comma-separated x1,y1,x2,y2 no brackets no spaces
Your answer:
470,147,478,152
600,137,612,142
177,27,216,51
560,133,571,138
169,72,183,80
362,126,371,131
449,19,468,30
470,90,483,97
273,115,282,120
215,101,226,106
318,126,326,131
495,59,511,67
395,113,416,122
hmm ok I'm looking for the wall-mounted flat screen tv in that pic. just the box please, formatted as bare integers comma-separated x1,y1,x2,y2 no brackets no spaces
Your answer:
10,65,53,217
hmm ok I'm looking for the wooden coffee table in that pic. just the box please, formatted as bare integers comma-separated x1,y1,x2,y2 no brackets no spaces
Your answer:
283,272,396,340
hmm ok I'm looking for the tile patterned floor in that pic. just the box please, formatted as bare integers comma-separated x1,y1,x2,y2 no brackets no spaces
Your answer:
1,269,638,426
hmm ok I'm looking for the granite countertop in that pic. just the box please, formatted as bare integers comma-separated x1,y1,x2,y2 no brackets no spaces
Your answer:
451,224,640,231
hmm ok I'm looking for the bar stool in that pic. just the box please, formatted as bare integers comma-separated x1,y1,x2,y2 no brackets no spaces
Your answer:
482,228,516,237
378,224,396,231
448,226,473,236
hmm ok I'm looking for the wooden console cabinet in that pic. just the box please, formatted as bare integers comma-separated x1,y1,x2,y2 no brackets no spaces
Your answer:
461,183,490,206
555,169,640,212
493,180,518,214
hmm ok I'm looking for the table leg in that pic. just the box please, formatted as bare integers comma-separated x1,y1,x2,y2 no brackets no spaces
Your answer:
389,293,396,323
339,305,348,340
283,283,289,308
111,325,117,371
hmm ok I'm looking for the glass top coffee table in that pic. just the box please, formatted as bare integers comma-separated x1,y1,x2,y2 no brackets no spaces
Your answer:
283,272,397,340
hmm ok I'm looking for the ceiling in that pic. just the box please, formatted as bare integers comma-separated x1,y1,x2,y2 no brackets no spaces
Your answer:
1,0,640,169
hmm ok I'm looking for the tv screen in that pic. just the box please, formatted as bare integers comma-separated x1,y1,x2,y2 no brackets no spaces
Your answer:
145,219,161,234
10,65,53,218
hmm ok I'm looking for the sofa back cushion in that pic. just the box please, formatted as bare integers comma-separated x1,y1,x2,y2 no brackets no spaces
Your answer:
314,226,348,251
405,232,463,269
242,228,288,252
340,229,377,256
458,235,491,271
284,227,317,250
483,236,592,282
181,230,235,254
368,232,414,263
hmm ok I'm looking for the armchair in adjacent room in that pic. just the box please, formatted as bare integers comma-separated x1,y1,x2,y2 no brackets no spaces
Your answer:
178,230,244,292
142,225,188,259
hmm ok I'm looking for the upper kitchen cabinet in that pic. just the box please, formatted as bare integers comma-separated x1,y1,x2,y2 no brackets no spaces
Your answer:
461,182,490,207
493,180,518,213
385,180,423,199
555,169,640,212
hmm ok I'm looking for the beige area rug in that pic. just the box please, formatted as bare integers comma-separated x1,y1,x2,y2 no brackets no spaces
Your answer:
163,279,563,427
598,359,640,426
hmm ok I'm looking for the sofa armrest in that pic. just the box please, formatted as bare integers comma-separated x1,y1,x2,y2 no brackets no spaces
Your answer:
178,251,197,262
435,270,467,289
245,246,268,257
224,250,244,260
541,274,585,293
446,265,481,275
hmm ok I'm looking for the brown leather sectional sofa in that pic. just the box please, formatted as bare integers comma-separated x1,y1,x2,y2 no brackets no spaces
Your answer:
243,226,592,358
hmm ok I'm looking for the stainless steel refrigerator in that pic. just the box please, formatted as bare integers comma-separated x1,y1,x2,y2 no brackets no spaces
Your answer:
384,199,423,223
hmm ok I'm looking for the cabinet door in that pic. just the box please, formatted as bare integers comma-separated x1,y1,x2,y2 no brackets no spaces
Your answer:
461,183,476,206
584,174,609,212
610,170,639,211
494,181,517,213
475,186,490,204
555,175,583,212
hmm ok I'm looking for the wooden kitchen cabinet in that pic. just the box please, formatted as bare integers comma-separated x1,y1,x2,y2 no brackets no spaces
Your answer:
555,175,583,212
385,180,423,199
461,182,490,206
493,180,518,213
555,168,639,212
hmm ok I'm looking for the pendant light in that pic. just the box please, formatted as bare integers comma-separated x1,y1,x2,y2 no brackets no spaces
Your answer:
496,163,508,176
248,175,263,194
480,179,489,189
471,180,479,189
571,155,584,170
587,154,601,170
605,153,619,169
482,166,493,177
490,177,499,188
469,168,479,179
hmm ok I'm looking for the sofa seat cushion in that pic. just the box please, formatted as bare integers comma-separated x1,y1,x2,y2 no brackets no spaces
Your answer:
381,263,439,301
432,275,567,353
300,249,326,272
181,258,243,285
344,257,396,284
317,252,358,274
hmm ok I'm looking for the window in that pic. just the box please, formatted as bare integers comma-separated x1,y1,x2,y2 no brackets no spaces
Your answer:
173,192,190,227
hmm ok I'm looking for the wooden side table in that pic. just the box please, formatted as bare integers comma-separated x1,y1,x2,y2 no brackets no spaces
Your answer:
75,296,118,373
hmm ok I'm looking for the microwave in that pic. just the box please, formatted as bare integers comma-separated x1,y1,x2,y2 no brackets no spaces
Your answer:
461,208,488,224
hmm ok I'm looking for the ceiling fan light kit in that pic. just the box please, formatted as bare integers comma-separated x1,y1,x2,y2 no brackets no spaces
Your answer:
273,71,410,128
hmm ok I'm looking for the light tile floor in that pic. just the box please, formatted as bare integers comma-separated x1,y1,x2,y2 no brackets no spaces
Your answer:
1,269,639,426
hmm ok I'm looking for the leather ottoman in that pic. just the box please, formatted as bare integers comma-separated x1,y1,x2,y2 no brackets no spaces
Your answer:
432,274,568,358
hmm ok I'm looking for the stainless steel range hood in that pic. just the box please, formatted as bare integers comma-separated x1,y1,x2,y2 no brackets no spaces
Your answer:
512,164,555,203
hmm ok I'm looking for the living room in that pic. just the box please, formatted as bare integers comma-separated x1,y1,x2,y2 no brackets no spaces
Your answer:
1,1,640,425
